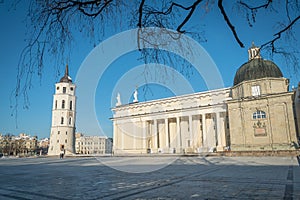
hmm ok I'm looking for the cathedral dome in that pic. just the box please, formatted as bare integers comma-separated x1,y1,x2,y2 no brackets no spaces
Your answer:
233,44,283,86
60,64,72,83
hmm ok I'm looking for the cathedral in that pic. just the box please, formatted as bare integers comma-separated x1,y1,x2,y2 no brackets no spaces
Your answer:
112,44,300,154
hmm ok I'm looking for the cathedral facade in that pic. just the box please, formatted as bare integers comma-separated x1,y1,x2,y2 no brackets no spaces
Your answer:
112,44,300,154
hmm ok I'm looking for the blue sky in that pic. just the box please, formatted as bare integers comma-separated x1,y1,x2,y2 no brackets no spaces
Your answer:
0,1,299,139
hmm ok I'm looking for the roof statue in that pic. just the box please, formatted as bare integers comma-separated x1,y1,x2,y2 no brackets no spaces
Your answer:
133,88,138,103
116,93,122,106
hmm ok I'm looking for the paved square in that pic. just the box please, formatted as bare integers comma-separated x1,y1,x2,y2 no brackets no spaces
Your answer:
0,156,299,199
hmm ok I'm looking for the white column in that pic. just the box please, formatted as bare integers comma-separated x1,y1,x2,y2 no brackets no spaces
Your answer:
113,122,118,152
221,115,227,148
189,115,193,148
121,124,124,150
165,118,169,149
176,117,181,152
216,112,222,151
142,121,146,150
154,119,157,150
133,121,136,149
202,114,206,147
217,112,226,151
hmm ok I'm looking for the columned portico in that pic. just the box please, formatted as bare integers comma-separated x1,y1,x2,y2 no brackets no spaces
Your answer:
112,88,231,154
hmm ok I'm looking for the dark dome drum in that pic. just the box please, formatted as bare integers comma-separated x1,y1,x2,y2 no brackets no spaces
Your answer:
233,58,283,86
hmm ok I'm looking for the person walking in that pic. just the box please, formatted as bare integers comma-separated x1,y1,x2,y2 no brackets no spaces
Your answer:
60,148,65,159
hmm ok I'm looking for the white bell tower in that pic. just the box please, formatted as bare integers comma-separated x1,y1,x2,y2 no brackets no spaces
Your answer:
48,64,76,156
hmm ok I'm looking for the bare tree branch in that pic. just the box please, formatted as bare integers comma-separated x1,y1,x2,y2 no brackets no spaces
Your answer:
218,0,244,48
177,0,202,33
239,0,272,10
137,0,146,28
138,0,203,33
10,0,300,119
261,15,300,50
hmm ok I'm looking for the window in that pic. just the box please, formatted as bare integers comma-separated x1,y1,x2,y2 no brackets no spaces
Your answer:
58,131,60,135
253,110,266,119
61,117,64,124
65,139,67,143
66,131,68,135
70,101,72,110
63,87,66,93
62,100,65,109
57,140,59,143
251,85,260,96
55,100,57,109
70,87,73,91
69,117,72,125
56,87,59,91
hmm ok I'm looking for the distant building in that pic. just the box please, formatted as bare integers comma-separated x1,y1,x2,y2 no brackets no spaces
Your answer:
75,133,112,155
0,133,37,156
38,138,49,155
48,64,77,156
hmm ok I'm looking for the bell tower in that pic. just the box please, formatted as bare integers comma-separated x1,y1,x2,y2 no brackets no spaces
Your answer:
48,64,76,156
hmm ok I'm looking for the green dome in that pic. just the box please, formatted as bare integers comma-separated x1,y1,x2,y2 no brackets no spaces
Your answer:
233,58,283,86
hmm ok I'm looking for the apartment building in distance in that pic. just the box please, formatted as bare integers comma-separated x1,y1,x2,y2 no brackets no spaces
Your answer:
75,133,112,155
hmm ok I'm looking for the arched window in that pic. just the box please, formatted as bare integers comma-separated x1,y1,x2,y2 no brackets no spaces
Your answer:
70,101,72,110
62,100,65,109
61,117,64,124
69,117,72,125
253,110,266,119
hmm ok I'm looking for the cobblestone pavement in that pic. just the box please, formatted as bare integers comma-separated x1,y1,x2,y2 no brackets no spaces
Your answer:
0,156,299,199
